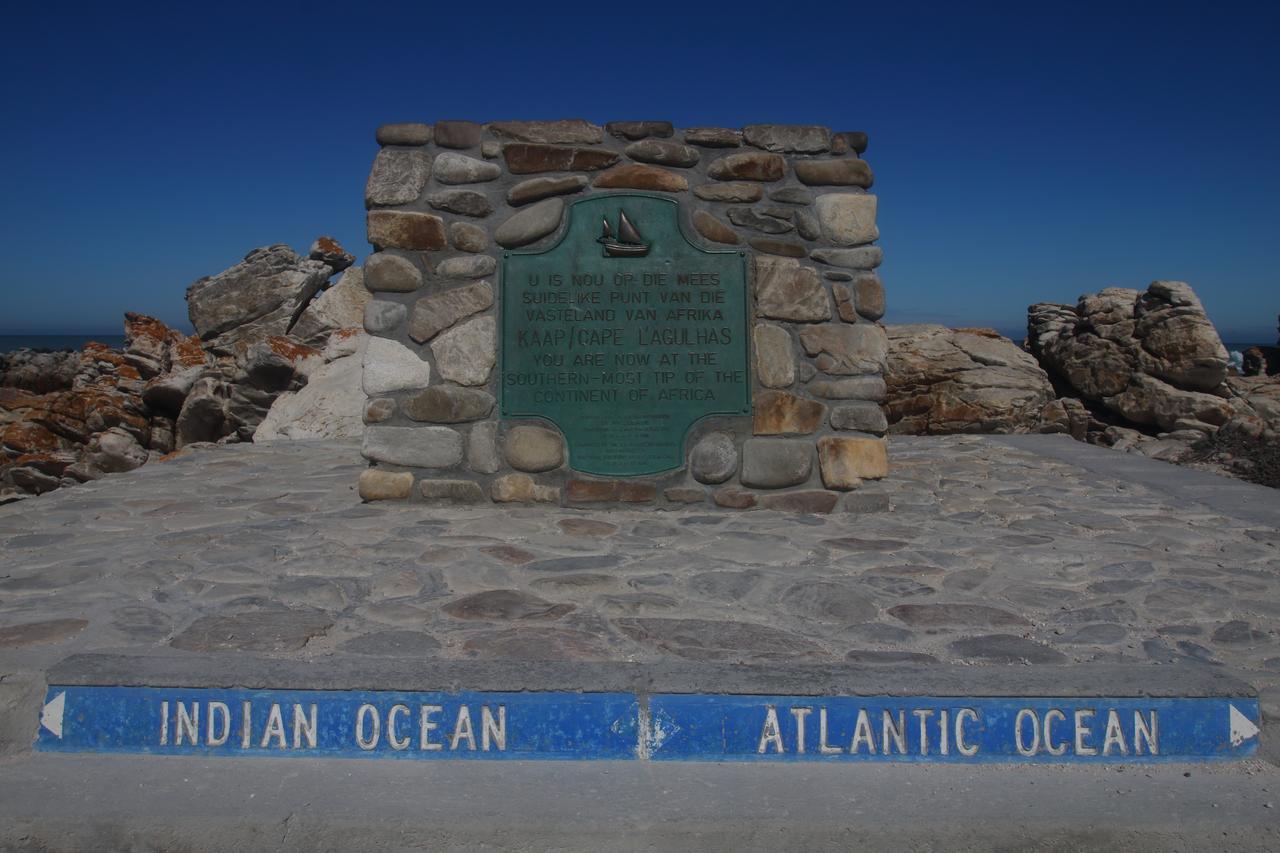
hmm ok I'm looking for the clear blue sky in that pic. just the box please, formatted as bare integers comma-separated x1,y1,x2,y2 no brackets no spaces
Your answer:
2,1,1277,341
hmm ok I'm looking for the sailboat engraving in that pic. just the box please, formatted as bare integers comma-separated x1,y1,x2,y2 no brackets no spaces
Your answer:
597,209,650,257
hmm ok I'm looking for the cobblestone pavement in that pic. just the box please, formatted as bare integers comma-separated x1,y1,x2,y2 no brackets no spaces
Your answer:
1,437,1277,695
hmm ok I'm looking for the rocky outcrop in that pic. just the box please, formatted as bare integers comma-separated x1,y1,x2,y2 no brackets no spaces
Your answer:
1029,282,1231,433
884,326,1055,434
2,238,367,501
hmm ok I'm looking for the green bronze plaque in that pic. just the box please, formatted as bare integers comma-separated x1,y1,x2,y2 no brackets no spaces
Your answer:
501,193,750,477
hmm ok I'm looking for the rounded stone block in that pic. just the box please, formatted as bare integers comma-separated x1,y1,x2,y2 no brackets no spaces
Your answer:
366,211,447,251
740,438,813,489
692,210,739,245
707,151,786,182
794,159,875,188
362,425,464,468
504,425,564,472
450,222,489,253
363,299,408,333
829,401,888,435
433,151,501,184
753,323,795,388
407,282,494,344
507,175,590,206
753,257,831,322
624,139,700,167
428,189,493,218
742,124,832,153
592,164,688,193
684,127,743,148
467,421,501,474
753,390,827,435
713,487,757,509
689,433,738,484
495,198,565,248
376,123,432,146
363,397,396,424
365,148,431,207
817,435,888,489
430,316,495,386
814,194,879,246
404,386,495,423
808,376,887,401
361,337,431,395
358,469,414,502
798,323,889,375
364,254,422,293
854,274,886,321
492,473,559,503
693,182,764,203
437,255,497,279
811,247,884,270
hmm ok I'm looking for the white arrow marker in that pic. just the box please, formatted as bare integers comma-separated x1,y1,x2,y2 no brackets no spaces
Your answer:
1229,704,1260,747
40,691,66,739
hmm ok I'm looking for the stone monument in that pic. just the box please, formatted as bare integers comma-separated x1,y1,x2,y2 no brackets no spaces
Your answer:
357,120,889,510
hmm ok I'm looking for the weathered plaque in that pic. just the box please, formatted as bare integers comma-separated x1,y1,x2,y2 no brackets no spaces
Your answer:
501,194,749,476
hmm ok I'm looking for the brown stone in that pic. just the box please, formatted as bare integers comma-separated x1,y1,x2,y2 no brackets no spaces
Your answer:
707,151,786,182
504,425,564,472
503,143,620,174
624,139,700,168
753,390,827,435
359,468,414,501
799,323,889,375
376,123,432,146
758,490,840,513
558,518,619,537
742,125,831,153
592,164,688,192
407,282,494,343
607,121,674,140
692,210,740,245
491,473,560,503
419,479,488,504
749,238,807,258
0,618,88,648
832,283,857,322
713,487,757,509
693,182,764,203
684,127,743,148
566,479,657,503
835,131,869,154
664,486,707,504
450,222,489,253
433,120,482,148
507,175,590,206
366,211,447,251
364,397,396,424
480,544,538,565
403,386,495,423
817,435,888,487
753,257,831,322
854,274,886,321
794,159,875,188
489,120,603,144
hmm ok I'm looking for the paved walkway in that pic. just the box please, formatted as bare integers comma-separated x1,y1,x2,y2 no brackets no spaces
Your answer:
1,435,1277,685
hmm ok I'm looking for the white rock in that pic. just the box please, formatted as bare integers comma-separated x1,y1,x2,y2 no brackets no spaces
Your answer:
431,316,495,386
814,194,878,246
256,340,368,441
362,336,431,395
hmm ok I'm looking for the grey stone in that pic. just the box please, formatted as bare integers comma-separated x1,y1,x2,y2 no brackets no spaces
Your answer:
362,425,464,468
419,479,488,504
740,438,813,488
467,421,501,474
1058,624,1128,644
754,323,795,388
407,281,494,343
794,159,875,188
690,433,738,484
814,193,878,246
795,210,821,241
433,120,482,149
185,245,333,344
824,270,854,282
507,175,590,206
86,427,148,473
811,247,885,270
495,198,566,248
363,300,407,334
707,151,786,182
753,256,831,322
809,376,887,401
727,207,793,234
855,274,886,321
607,121,674,140
0,618,88,648
361,337,431,395
743,124,831,153
488,119,603,144
781,580,877,622
443,589,574,621
750,238,808,258
769,187,813,205
889,604,1031,628
504,425,564,472
614,617,828,662
462,627,611,661
948,634,1068,664
799,323,889,375
693,182,764,203
308,236,356,272
450,222,488,253
170,610,332,652
433,152,501,184
341,630,441,655
830,402,888,434
835,131,869,154
436,255,497,279
365,148,430,207
427,190,493,217
375,123,432,146
1212,620,1270,644
430,316,495,386
481,141,501,159
683,126,743,147
625,139,700,167
404,386,495,423
364,253,422,293
845,650,938,664
839,486,891,513
525,555,625,573
691,210,739,245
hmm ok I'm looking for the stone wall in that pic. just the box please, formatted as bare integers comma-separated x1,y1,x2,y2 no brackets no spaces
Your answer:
358,120,888,511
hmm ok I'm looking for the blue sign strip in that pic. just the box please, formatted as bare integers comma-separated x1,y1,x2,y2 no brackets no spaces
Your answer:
35,686,1260,763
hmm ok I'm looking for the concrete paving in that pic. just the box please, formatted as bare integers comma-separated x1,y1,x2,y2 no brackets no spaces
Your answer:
0,435,1278,848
